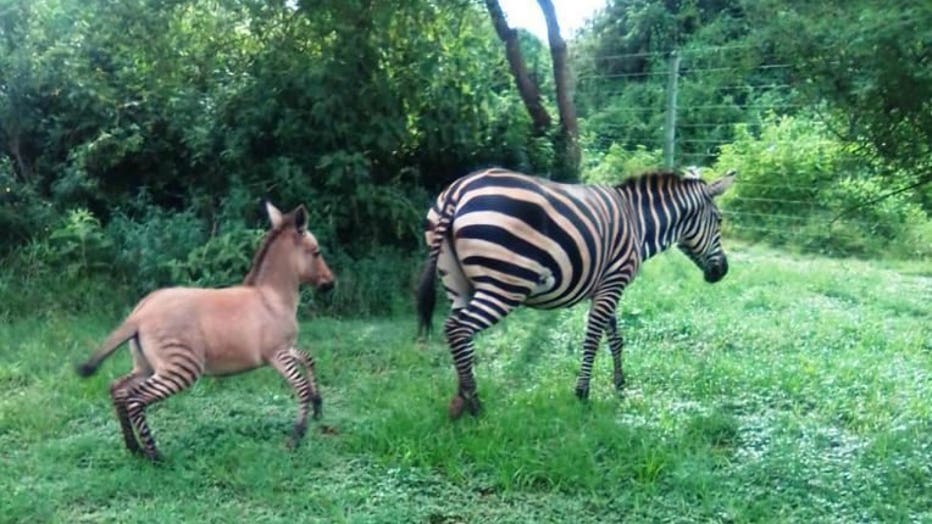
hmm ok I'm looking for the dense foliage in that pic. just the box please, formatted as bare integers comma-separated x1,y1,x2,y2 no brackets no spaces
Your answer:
0,0,929,317
574,0,931,258
1,0,551,313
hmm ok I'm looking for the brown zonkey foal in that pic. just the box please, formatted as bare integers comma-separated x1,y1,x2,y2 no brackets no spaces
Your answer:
77,202,334,461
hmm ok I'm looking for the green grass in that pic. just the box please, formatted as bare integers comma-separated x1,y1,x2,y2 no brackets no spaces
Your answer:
1,245,930,523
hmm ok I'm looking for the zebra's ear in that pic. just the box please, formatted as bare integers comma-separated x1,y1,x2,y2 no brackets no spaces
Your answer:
265,201,284,229
707,170,736,198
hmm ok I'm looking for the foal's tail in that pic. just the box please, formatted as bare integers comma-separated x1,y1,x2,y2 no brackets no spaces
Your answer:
76,321,138,377
416,192,456,338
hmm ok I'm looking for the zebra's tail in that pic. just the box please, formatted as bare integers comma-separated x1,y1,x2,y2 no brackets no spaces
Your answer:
416,256,438,338
417,194,456,338
76,320,137,377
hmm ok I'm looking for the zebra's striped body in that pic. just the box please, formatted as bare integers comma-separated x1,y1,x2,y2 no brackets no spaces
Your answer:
417,167,735,418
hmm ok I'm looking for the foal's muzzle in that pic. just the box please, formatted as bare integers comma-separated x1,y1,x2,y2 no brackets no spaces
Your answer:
704,258,728,283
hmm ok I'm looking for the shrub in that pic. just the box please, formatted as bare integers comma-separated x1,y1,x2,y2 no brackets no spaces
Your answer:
106,203,208,294
713,113,931,258
322,247,420,318
166,227,264,289
46,208,114,278
582,144,665,184
0,158,55,253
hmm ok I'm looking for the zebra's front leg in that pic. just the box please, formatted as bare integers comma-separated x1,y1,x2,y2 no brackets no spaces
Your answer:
606,316,626,391
576,291,621,400
270,347,322,449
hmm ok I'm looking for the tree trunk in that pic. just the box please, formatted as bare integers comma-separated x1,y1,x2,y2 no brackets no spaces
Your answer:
484,0,551,134
537,0,580,179
7,133,33,184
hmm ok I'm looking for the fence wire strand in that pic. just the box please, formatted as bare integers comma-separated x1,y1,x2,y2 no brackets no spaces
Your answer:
575,45,923,249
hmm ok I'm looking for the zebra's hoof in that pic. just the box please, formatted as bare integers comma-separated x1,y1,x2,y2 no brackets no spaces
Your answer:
575,386,590,400
311,396,323,420
144,451,165,464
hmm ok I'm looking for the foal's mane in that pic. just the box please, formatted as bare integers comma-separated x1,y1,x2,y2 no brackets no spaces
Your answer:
242,213,296,286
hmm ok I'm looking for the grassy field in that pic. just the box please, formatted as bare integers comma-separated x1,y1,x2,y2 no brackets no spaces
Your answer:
1,245,930,523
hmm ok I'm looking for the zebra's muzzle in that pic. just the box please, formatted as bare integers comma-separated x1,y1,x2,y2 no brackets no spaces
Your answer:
704,258,728,283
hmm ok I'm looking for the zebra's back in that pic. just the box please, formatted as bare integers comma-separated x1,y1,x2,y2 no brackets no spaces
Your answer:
427,168,639,311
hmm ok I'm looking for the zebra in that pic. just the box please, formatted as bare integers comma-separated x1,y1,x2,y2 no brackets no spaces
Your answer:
416,167,736,419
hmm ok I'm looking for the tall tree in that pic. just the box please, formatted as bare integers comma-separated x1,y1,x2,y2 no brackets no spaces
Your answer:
484,0,551,133
484,0,579,179
537,0,579,177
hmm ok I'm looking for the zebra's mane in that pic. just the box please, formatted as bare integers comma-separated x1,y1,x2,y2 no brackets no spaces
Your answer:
613,169,704,189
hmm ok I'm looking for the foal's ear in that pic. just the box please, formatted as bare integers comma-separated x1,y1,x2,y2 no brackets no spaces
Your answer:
707,170,737,199
293,205,308,232
266,201,284,228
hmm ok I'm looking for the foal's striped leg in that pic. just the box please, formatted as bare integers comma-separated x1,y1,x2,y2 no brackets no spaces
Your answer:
125,354,202,462
606,316,626,391
269,347,322,448
576,289,622,400
109,372,145,455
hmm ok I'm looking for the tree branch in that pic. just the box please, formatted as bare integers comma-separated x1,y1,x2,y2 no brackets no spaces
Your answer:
537,0,580,176
484,0,551,133
830,174,932,225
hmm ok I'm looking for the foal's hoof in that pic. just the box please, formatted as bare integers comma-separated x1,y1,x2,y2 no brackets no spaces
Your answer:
286,437,303,451
449,395,466,420
614,373,626,391
124,440,144,456
311,396,323,420
575,386,590,401
291,422,307,443
144,451,165,464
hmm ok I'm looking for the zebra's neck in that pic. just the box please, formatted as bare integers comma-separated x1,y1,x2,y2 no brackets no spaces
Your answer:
615,173,702,261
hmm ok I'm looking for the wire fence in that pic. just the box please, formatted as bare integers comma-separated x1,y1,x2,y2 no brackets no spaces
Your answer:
572,44,918,252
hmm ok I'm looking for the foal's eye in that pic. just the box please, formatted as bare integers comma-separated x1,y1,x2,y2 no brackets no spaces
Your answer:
310,249,321,258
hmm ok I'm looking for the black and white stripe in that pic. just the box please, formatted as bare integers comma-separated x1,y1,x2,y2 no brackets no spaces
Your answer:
417,167,736,417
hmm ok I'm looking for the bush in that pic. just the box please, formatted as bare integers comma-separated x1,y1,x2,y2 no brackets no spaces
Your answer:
582,144,665,184
0,159,55,252
818,176,931,258
106,203,208,294
44,208,113,278
167,227,264,289
713,113,931,258
322,247,421,318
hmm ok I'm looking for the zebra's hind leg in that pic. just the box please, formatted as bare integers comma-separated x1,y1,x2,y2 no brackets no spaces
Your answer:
270,347,322,449
444,291,517,420
606,316,626,391
109,372,146,455
576,290,621,400
125,371,198,462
